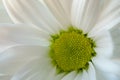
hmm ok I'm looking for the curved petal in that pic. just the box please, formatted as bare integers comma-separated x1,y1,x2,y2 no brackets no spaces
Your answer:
93,57,119,74
0,45,49,76
0,75,12,80
96,70,120,80
75,69,95,80
95,67,109,80
71,0,103,33
95,60,120,80
45,67,66,80
99,0,120,21
89,0,120,36
105,73,120,80
87,62,96,80
74,72,83,80
54,73,65,80
81,70,89,80
44,0,73,27
61,71,76,80
0,2,12,23
0,24,49,53
45,67,57,80
11,57,52,80
110,24,120,58
89,30,113,58
3,0,63,33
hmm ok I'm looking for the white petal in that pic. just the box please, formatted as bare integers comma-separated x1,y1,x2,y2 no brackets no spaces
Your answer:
45,67,57,80
71,0,103,33
110,25,120,58
95,62,120,80
113,58,120,65
75,69,94,80
44,0,73,27
54,73,65,80
93,57,119,74
87,62,96,80
89,0,120,36
90,17,120,36
105,73,120,80
74,72,83,80
61,71,76,80
0,2,12,23
98,0,120,22
81,70,89,80
3,0,62,33
89,30,113,58
0,75,12,80
95,67,109,80
11,57,53,80
0,46,49,76
45,67,66,80
0,24,49,53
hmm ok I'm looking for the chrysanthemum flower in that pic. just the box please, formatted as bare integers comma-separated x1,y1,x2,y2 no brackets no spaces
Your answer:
0,0,120,80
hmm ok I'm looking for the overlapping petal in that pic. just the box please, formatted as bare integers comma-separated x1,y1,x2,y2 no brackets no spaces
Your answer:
71,0,103,33
11,57,52,80
3,0,63,33
61,71,76,80
89,30,113,58
44,0,73,27
87,62,96,80
0,24,49,53
89,0,120,36
93,57,119,74
0,45,49,76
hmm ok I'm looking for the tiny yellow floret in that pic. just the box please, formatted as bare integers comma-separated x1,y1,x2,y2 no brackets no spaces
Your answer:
50,27,96,72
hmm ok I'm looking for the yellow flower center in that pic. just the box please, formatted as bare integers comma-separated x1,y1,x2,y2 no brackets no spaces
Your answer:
49,27,96,72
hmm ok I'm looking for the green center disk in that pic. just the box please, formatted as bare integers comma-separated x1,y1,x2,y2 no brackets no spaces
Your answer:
50,27,96,72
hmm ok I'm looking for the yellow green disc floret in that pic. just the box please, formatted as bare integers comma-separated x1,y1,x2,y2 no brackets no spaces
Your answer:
49,27,96,72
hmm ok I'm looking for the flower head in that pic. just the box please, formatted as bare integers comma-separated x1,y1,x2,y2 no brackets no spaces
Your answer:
0,0,120,80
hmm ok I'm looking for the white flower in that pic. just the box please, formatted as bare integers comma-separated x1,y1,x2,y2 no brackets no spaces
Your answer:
0,0,120,80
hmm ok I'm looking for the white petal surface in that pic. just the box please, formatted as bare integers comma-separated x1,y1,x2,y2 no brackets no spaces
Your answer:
95,67,109,80
99,0,120,21
0,75,12,80
113,58,120,65
54,73,65,80
74,72,83,80
71,0,103,33
95,62,120,80
81,70,89,80
44,0,73,27
0,24,49,53
11,57,53,80
45,67,65,80
105,73,120,80
87,62,96,80
0,46,49,76
45,67,56,80
89,30,113,58
74,67,95,80
93,57,119,74
61,71,76,80
3,0,63,33
110,24,120,58
89,0,120,36
0,1,12,23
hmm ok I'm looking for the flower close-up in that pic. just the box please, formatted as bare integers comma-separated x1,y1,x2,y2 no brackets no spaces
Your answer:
0,0,120,80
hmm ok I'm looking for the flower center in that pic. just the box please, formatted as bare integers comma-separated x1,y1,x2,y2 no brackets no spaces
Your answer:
49,27,96,72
